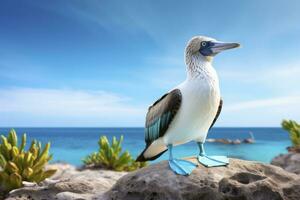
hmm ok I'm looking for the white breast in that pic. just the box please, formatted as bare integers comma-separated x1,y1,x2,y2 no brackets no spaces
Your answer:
163,65,220,145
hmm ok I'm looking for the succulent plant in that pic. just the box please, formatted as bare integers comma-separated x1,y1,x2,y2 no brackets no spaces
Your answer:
83,135,147,171
0,129,56,192
282,120,300,148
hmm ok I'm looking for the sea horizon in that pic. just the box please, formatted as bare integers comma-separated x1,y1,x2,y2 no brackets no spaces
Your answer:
0,126,283,128
0,127,290,166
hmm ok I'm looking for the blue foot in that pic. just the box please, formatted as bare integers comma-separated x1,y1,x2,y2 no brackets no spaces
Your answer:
197,155,229,167
169,159,197,175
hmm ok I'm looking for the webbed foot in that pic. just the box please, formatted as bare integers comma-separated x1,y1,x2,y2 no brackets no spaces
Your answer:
169,158,197,175
197,155,229,167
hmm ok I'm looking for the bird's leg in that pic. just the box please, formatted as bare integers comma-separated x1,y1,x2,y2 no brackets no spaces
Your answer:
168,144,197,176
199,142,206,156
197,142,229,167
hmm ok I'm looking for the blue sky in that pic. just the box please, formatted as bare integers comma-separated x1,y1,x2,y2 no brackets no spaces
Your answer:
0,0,300,127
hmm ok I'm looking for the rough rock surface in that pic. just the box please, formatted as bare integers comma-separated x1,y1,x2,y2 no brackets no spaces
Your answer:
5,158,300,200
5,163,127,200
271,152,300,174
105,158,300,200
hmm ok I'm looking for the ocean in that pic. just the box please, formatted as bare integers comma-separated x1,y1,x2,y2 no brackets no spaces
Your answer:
0,127,290,166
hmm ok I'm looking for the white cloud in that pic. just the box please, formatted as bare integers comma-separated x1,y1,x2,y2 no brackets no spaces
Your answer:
217,62,300,126
219,63,300,94
218,95,300,127
1,87,299,127
220,62,300,78
0,88,146,127
225,96,300,112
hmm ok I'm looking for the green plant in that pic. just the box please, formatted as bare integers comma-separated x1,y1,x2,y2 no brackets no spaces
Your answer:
282,120,300,147
0,129,56,192
83,135,147,171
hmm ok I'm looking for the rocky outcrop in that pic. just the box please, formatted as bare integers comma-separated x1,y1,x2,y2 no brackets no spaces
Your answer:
271,152,300,174
105,158,300,200
5,158,300,200
6,163,127,200
206,138,254,144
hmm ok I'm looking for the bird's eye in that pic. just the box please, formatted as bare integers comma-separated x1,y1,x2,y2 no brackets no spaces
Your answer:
201,42,207,47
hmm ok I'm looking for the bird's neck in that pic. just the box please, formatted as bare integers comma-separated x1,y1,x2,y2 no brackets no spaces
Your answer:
185,54,217,81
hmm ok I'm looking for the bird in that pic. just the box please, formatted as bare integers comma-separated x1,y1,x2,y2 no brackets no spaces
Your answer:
136,36,240,175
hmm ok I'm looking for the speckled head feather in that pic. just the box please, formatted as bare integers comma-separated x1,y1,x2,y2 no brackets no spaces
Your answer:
185,36,216,64
185,36,216,78
185,36,240,78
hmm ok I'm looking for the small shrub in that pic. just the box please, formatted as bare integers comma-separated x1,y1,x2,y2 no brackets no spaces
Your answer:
282,120,300,147
83,135,147,171
0,129,56,192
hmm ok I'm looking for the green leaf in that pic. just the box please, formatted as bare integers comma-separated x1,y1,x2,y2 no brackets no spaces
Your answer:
0,129,55,192
19,134,26,152
83,135,148,171
282,120,300,147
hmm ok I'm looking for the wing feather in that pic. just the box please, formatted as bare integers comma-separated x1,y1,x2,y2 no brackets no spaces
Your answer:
145,89,182,146
209,99,223,129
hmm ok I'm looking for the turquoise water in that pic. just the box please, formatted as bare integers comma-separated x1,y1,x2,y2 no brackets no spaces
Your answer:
0,128,290,166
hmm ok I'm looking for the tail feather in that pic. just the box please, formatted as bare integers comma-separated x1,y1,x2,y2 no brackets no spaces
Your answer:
136,147,167,162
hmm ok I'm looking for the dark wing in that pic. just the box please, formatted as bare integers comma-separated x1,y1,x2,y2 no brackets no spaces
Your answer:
145,89,182,146
209,99,223,129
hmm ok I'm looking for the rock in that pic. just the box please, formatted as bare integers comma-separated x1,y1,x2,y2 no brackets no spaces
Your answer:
105,158,300,200
243,138,255,144
232,139,241,144
286,146,300,153
216,139,232,144
5,163,127,200
271,152,300,174
207,138,254,144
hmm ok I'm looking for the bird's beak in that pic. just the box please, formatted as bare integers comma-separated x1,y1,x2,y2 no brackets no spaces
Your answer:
210,41,240,54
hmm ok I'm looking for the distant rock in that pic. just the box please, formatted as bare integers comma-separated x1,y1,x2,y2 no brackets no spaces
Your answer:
6,163,127,200
243,138,255,144
206,132,255,145
271,152,300,174
232,139,241,144
105,158,300,200
206,138,254,144
286,146,300,153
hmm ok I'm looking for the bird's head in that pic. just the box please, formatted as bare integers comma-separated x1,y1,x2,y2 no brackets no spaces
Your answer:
185,36,240,65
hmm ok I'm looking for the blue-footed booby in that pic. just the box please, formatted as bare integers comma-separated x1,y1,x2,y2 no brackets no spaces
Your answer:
136,36,240,175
